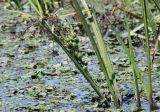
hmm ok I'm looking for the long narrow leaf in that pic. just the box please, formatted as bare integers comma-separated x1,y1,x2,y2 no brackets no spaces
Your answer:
105,17,148,95
123,0,141,108
71,0,120,108
40,20,107,102
143,0,153,110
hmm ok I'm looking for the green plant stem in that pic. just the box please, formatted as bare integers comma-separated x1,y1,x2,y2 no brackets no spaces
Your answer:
91,7,120,108
123,2,141,107
40,21,107,102
125,14,141,108
29,0,46,17
80,0,120,105
143,0,153,110
80,0,113,76
105,17,148,96
71,0,120,108
153,0,160,52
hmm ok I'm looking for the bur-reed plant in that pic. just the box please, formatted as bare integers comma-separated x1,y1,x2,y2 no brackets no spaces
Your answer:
29,0,62,17
10,0,160,110
123,0,141,108
29,0,47,17
40,20,107,104
6,0,28,10
143,0,153,110
30,0,154,109
30,0,120,108
71,0,121,108
106,0,158,110
21,0,108,106
6,0,107,105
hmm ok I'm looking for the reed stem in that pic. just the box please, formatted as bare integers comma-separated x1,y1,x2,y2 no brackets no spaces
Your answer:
143,0,153,110
123,1,141,107
40,20,106,102
71,0,120,108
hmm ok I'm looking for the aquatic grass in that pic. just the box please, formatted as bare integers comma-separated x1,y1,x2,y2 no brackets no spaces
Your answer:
8,0,108,105
6,0,28,10
21,0,109,105
29,0,46,17
138,0,157,39
89,6,121,108
40,20,107,103
82,0,119,92
153,0,160,51
139,0,160,52
143,0,153,110
105,0,157,110
9,0,160,110
104,1,148,105
7,0,21,9
44,0,56,9
153,0,160,11
71,0,120,108
29,0,61,17
105,16,149,109
123,0,141,108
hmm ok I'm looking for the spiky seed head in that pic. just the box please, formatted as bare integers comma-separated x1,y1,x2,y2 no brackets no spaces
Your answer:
77,52,83,59
72,42,78,49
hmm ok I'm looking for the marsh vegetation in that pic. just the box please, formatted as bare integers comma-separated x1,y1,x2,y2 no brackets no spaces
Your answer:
0,0,160,111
